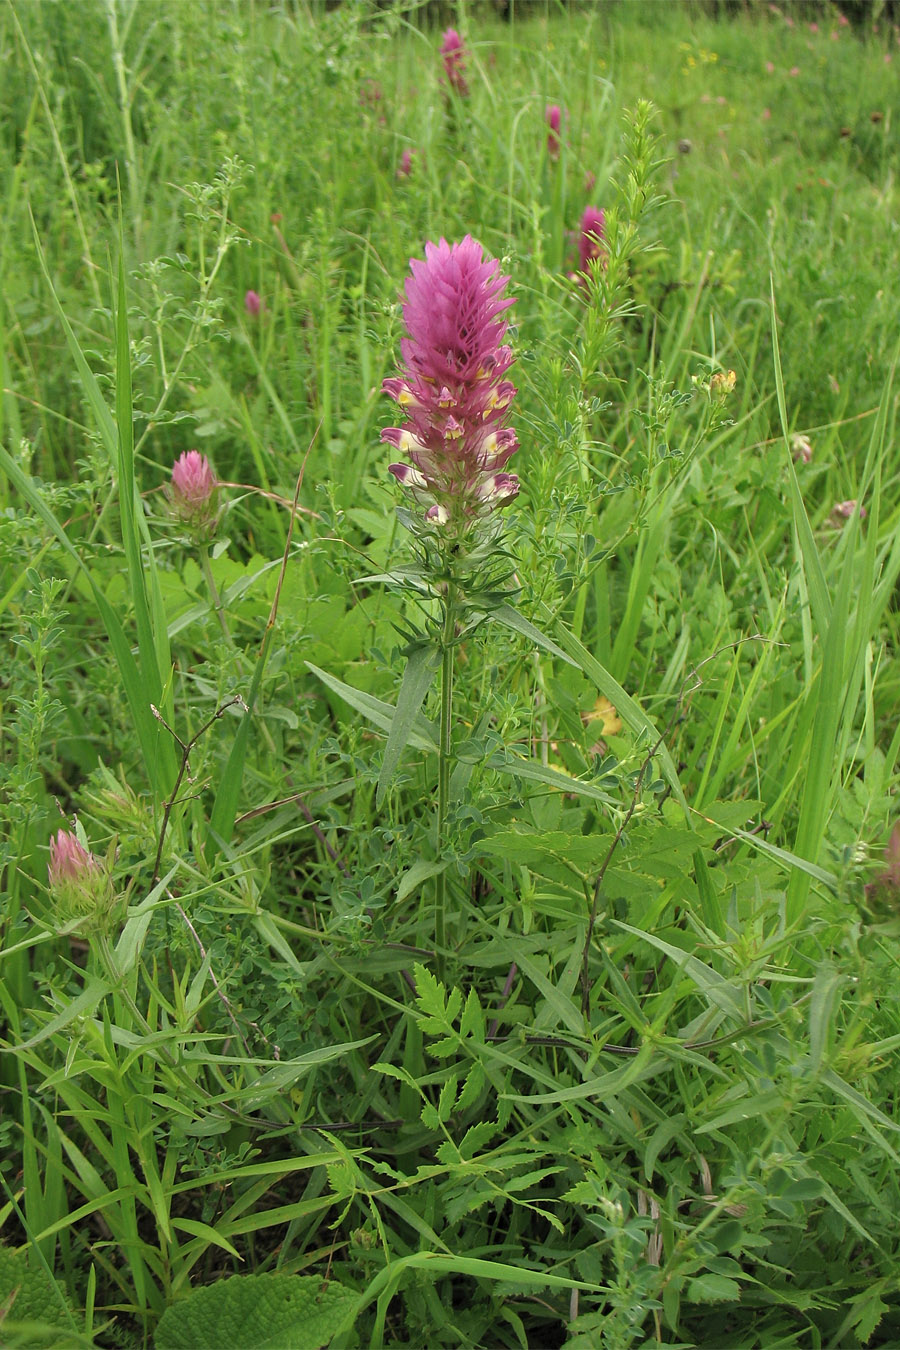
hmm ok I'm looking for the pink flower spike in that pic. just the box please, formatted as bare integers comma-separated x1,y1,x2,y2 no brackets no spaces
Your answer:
381,235,518,532
578,206,606,277
440,28,469,98
245,289,262,317
398,148,414,178
765,60,775,73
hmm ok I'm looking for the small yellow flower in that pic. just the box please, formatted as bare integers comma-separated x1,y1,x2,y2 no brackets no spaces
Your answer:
709,369,737,398
582,696,623,736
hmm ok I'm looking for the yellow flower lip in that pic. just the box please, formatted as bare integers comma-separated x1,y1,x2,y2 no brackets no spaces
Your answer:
582,696,623,736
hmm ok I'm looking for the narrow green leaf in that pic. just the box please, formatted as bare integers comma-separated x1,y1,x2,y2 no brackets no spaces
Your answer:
613,921,746,1021
307,662,438,750
396,857,449,904
770,277,831,632
486,752,616,805
536,608,687,810
376,642,440,806
489,603,578,666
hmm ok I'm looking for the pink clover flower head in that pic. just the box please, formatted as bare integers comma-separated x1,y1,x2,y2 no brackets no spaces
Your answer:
49,828,95,888
830,498,866,525
790,433,813,464
381,235,519,532
48,828,116,931
546,103,565,158
397,148,415,179
578,206,606,277
169,450,219,533
440,28,470,98
245,289,262,317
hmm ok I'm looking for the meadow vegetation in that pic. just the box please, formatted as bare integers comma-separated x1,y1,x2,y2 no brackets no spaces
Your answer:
2,1,900,1346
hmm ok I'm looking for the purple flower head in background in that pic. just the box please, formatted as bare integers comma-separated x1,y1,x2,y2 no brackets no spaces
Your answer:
381,235,519,531
397,148,415,179
440,28,470,98
830,498,866,526
245,289,262,317
578,206,606,277
545,103,564,158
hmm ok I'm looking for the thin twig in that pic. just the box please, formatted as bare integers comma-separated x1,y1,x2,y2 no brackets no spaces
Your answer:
150,695,247,885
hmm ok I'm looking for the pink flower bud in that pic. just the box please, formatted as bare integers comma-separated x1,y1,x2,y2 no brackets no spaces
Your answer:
49,829,94,889
48,828,116,931
169,451,219,534
245,289,262,317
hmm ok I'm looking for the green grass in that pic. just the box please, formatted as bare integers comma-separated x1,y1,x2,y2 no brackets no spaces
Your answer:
2,1,900,1347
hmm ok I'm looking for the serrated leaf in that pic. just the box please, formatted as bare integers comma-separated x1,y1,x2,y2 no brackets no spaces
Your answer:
458,1119,499,1160
420,1102,441,1130
0,1244,77,1333
459,988,485,1044
437,1075,458,1122
154,1273,357,1350
456,1062,486,1113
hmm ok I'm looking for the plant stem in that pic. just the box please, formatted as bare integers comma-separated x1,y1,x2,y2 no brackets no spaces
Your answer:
435,584,457,975
199,542,232,644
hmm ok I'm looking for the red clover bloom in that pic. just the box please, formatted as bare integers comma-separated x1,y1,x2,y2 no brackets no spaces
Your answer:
382,235,519,533
245,289,262,317
440,29,469,98
48,828,116,930
169,450,218,532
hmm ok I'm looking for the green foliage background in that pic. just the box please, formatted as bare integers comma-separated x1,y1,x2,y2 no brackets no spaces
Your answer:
1,1,900,1347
